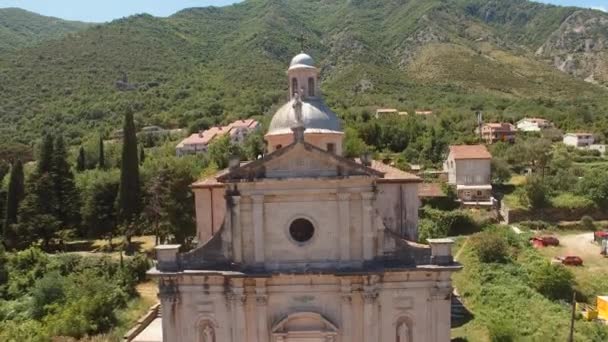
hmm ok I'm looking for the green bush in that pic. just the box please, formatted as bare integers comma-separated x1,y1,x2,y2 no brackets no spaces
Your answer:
523,255,575,301
470,230,510,263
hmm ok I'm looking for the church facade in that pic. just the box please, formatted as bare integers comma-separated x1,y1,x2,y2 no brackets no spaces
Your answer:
150,53,460,342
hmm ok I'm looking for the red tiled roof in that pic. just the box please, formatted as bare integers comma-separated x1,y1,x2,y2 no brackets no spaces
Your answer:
368,160,420,182
449,145,492,160
419,183,446,198
177,119,259,148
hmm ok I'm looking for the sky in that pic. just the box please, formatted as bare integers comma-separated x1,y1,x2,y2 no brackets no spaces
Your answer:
0,0,605,22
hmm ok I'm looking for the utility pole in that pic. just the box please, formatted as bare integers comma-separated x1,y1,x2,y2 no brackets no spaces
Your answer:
568,291,576,342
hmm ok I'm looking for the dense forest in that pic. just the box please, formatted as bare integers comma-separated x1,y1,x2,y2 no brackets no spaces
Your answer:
0,0,607,150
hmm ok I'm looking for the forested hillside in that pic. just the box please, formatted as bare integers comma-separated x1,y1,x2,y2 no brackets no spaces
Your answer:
1,0,607,146
0,8,90,53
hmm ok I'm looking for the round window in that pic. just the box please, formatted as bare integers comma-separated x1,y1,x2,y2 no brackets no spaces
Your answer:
289,218,315,243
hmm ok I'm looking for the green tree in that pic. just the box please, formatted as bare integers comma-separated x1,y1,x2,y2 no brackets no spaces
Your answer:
98,135,105,170
0,244,8,296
139,145,145,165
343,127,368,158
76,146,85,172
524,176,549,209
52,136,80,229
37,133,54,174
17,173,61,249
491,158,511,184
577,170,608,208
117,112,141,240
3,160,24,246
207,135,231,169
81,172,119,245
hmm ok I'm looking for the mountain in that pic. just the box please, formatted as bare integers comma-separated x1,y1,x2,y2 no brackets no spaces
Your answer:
0,0,607,146
0,8,91,53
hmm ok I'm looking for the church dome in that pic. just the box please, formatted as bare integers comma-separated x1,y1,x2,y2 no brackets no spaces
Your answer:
289,53,315,70
267,98,342,135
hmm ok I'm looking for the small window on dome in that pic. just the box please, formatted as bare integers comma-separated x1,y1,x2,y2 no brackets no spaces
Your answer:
308,77,315,97
289,218,315,243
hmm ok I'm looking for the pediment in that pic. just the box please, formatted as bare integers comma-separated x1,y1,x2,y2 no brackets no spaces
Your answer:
217,142,383,181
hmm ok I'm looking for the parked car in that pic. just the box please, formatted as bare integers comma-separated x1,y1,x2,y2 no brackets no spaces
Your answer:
530,236,560,247
552,256,583,266
594,231,608,243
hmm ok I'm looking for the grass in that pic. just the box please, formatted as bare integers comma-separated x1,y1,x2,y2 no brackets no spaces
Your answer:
550,193,596,210
63,235,157,258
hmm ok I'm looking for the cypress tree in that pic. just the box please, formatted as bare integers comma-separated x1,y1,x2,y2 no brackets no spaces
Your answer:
98,135,105,169
52,136,80,228
118,112,141,226
3,160,24,244
76,146,86,172
139,145,145,165
38,133,54,174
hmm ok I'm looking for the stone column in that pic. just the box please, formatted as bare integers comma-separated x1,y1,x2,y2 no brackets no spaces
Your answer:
252,195,265,265
232,196,243,263
255,279,269,342
340,279,353,342
337,193,351,262
230,280,247,342
361,192,375,260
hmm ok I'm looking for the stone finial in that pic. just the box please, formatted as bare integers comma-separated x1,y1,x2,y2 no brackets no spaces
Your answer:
155,244,181,272
427,238,454,265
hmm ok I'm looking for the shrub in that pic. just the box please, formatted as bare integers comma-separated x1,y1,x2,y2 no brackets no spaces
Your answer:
418,219,445,243
580,215,596,231
470,231,510,263
526,261,575,301
30,272,66,319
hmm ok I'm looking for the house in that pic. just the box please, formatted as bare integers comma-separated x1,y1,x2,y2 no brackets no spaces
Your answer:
148,53,460,342
563,133,594,147
175,119,259,156
516,118,554,132
477,123,516,143
375,108,398,118
589,144,607,156
444,145,493,205
415,110,433,116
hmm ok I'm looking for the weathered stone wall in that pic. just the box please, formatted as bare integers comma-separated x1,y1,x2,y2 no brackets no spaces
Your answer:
158,272,454,342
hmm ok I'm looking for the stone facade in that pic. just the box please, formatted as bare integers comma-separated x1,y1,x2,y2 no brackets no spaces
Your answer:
150,53,460,342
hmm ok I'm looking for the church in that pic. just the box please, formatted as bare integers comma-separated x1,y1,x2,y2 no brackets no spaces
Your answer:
150,53,461,342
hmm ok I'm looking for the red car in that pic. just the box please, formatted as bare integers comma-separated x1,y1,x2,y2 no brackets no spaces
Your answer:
595,231,608,243
553,256,583,266
530,236,560,247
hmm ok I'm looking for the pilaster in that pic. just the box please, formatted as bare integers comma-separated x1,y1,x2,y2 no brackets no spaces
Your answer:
255,279,269,342
232,196,242,263
229,279,247,342
361,192,375,260
252,194,265,265
340,279,353,342
337,192,351,261
430,283,452,342
362,275,379,342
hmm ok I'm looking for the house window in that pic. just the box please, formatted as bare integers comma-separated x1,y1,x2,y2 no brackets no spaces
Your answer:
308,77,315,97
275,144,282,150
292,78,298,95
477,190,483,197
327,143,335,153
289,218,315,243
